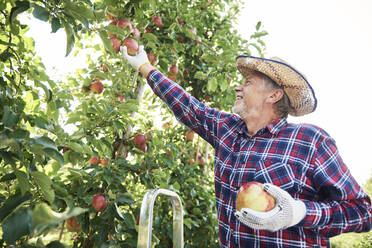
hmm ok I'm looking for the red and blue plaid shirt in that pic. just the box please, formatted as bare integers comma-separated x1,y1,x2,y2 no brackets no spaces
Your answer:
147,69,372,247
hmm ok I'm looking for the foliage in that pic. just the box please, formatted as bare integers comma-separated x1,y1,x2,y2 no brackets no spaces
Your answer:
1,0,268,247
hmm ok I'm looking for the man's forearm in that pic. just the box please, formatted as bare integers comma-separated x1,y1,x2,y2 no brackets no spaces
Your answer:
139,63,155,78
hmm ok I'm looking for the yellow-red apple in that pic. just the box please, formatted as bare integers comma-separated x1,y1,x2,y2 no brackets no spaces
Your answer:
89,81,104,94
92,194,107,212
116,19,132,31
122,38,138,56
66,216,81,232
236,181,276,212
110,36,121,53
88,156,100,165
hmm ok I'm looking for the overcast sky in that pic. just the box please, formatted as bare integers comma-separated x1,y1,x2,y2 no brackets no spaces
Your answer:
21,0,372,184
238,0,372,184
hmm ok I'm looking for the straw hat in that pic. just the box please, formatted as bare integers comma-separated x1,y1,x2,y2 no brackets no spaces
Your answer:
236,55,317,116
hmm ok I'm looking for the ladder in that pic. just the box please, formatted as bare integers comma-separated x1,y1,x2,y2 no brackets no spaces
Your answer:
137,189,184,248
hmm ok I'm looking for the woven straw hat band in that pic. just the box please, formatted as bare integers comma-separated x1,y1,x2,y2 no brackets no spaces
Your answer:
236,56,317,116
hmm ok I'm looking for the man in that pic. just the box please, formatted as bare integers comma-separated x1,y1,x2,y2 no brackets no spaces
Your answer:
121,45,372,247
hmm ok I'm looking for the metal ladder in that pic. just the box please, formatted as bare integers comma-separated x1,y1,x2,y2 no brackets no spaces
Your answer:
137,189,184,248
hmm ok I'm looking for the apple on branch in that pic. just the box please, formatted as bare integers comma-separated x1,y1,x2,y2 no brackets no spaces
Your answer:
235,181,276,212
89,81,104,94
147,53,157,65
88,156,100,165
66,216,81,232
92,194,107,212
185,130,195,142
116,19,132,31
152,16,163,27
110,36,121,53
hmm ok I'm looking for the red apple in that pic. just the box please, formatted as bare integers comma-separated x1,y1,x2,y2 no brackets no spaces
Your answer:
92,194,107,212
145,27,152,33
116,19,132,31
100,158,109,166
110,36,121,53
132,26,140,38
147,53,157,65
88,156,100,165
235,182,276,212
177,18,185,26
168,74,177,81
89,81,104,94
198,156,206,165
102,64,108,72
168,65,178,75
139,143,147,152
115,94,126,103
185,130,195,141
151,16,163,27
122,38,139,56
66,216,81,232
188,158,195,165
133,134,146,148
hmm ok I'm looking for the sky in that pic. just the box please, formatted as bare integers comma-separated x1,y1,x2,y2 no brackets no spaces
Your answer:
237,0,372,185
21,0,372,184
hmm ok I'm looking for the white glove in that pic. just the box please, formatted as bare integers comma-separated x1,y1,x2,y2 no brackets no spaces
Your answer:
234,183,306,232
120,45,150,71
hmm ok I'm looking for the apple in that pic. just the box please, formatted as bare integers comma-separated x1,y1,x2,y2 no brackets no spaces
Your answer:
133,134,146,147
66,216,81,232
122,38,139,56
110,36,121,53
89,81,104,94
198,156,206,165
132,26,140,38
185,130,195,141
88,156,100,165
139,143,147,153
107,21,117,36
116,19,132,31
188,158,195,165
92,194,107,212
168,74,177,81
100,158,108,166
115,94,126,103
152,16,163,27
235,182,276,212
145,27,152,33
102,64,108,72
147,53,157,65
168,65,179,75
177,18,185,26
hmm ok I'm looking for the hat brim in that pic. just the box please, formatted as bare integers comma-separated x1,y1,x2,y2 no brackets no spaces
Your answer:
236,55,317,116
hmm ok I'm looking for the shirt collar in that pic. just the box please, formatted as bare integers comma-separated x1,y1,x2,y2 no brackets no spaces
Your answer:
266,117,287,135
237,117,287,136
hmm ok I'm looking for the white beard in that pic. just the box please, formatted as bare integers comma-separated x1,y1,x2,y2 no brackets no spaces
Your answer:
232,100,249,119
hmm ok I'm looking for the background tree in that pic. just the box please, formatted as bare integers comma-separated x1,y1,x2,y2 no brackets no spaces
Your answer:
1,0,268,247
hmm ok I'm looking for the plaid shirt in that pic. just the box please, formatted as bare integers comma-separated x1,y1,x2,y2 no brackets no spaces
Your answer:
147,70,372,247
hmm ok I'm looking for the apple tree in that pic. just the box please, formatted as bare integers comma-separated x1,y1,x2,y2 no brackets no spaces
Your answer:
0,0,267,247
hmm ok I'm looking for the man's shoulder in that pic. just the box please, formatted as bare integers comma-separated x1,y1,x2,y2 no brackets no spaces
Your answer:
284,121,332,142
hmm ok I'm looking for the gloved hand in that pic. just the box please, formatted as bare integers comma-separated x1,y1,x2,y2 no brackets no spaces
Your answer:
120,45,150,71
234,183,306,232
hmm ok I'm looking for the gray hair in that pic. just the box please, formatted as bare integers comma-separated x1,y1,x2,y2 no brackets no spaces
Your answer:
258,71,291,118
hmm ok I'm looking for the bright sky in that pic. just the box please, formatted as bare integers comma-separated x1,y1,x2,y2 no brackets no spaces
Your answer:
238,0,372,184
21,0,372,184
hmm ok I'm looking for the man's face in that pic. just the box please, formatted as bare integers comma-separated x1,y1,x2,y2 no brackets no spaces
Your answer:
232,73,270,119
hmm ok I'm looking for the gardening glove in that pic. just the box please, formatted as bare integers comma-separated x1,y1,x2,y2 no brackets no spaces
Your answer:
120,45,150,71
234,183,307,232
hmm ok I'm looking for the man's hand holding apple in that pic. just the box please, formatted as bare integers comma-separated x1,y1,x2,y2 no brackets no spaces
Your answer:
234,183,307,232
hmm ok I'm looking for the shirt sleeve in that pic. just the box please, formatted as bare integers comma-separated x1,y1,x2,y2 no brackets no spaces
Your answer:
146,69,229,147
298,137,372,237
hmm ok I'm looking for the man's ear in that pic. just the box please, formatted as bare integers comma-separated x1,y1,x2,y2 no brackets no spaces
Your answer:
267,89,284,104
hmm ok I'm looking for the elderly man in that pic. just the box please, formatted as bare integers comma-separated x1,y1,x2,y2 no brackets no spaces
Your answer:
121,45,372,247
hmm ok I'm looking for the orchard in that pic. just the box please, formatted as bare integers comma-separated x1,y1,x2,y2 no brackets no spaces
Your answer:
0,0,277,247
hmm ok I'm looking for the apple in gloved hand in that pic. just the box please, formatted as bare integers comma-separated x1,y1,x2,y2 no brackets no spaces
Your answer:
236,181,275,212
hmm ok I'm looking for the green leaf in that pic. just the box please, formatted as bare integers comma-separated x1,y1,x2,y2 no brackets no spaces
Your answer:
0,192,32,222
31,171,55,204
32,136,58,150
98,30,115,54
207,77,217,92
35,116,54,131
14,170,31,195
2,106,19,127
256,21,262,31
2,208,33,244
9,1,30,24
61,19,75,57
32,4,49,22
51,17,61,33
43,148,64,166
